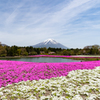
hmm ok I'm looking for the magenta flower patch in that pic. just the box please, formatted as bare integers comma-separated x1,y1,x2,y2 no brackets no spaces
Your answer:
0,59,100,88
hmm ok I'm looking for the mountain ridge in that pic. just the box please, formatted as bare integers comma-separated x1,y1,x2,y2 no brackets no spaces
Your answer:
32,39,68,49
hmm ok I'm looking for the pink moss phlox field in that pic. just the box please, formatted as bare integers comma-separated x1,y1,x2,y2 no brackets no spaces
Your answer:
30,55,71,58
1,60,100,88
30,55,100,58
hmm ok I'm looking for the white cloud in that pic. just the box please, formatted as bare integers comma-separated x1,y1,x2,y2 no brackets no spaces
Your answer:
0,0,100,48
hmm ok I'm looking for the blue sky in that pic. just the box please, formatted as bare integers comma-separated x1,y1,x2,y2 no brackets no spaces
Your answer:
0,0,100,48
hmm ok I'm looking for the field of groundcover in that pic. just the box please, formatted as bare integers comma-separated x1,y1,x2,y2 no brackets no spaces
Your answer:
30,55,100,61
0,59,100,100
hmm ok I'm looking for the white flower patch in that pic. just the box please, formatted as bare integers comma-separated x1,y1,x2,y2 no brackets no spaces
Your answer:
1,95,7,99
0,87,4,91
59,96,67,100
51,96,60,100
25,93,33,98
97,94,100,99
6,84,12,87
3,89,11,93
0,66,100,99
40,90,46,94
80,85,90,92
40,95,51,100
17,85,32,92
12,93,17,97
13,91,19,94
17,99,20,100
0,92,3,96
86,94,98,100
72,95,83,100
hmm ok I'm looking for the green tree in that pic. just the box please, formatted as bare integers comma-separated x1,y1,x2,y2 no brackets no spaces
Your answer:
21,48,28,56
62,50,68,55
17,49,21,56
0,43,7,57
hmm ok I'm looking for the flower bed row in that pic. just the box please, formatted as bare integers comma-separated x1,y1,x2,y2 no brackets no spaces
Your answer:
0,66,100,100
29,55,100,58
30,55,100,61
1,60,100,88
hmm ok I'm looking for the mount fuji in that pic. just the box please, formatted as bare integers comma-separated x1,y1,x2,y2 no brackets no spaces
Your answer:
32,39,68,49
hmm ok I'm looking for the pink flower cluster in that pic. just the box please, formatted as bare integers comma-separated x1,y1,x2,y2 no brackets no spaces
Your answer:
30,55,100,58
29,55,71,58
0,60,100,88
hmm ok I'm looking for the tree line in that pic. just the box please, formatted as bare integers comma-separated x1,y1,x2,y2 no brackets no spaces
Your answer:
0,43,100,57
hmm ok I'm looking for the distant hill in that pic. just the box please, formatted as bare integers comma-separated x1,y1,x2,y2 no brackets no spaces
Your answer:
0,42,8,46
84,44,100,49
32,39,68,49
1,44,7,46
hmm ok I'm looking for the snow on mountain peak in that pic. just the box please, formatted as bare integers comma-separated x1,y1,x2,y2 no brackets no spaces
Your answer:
44,39,58,45
32,39,68,49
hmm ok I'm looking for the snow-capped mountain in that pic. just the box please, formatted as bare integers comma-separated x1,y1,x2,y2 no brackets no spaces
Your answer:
44,39,58,45
32,39,68,49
